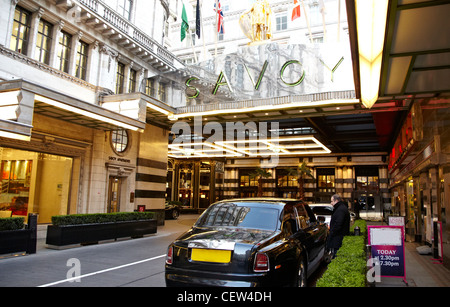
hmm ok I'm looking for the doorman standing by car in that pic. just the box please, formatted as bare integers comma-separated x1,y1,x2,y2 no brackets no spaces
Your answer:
328,194,350,258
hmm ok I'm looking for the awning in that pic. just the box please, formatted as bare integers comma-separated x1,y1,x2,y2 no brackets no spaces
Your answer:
0,80,147,141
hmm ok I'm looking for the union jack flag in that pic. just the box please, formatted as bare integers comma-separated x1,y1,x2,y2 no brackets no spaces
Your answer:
214,0,224,34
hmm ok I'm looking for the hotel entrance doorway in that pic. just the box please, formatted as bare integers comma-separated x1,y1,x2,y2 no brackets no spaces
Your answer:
108,176,122,213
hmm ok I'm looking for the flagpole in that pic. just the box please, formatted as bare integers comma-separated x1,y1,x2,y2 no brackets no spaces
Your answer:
337,0,341,42
200,0,206,61
320,0,327,42
215,0,219,58
184,0,197,63
190,29,198,63
300,0,313,43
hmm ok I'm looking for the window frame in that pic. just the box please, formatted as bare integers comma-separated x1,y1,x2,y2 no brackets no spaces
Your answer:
276,13,288,31
110,129,130,155
35,19,53,64
118,0,133,20
115,62,125,94
75,41,89,80
10,6,31,55
58,31,72,73
128,68,137,93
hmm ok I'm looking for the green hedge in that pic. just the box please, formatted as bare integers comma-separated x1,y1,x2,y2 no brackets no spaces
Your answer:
351,219,367,236
316,224,367,287
0,217,25,231
51,212,155,226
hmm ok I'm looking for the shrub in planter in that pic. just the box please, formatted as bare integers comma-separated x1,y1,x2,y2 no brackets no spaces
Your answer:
51,212,155,226
351,219,367,236
47,212,157,247
316,228,367,287
337,236,366,258
0,217,32,255
0,217,25,231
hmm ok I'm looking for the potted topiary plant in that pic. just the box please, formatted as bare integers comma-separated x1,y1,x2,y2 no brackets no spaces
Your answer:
46,212,157,248
0,215,36,255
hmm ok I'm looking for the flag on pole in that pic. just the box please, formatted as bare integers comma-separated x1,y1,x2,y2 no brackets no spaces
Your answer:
181,3,189,42
292,0,301,21
195,0,201,38
214,0,224,34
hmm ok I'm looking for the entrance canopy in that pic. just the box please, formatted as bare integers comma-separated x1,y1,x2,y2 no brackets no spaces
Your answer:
159,42,357,110
0,79,147,142
159,43,378,157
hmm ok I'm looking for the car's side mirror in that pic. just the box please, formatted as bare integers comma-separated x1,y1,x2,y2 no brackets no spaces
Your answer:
317,216,326,224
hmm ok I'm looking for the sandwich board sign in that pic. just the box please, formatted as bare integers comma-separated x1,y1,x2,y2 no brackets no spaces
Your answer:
368,226,407,284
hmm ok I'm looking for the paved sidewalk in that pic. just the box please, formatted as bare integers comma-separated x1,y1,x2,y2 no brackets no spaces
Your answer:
376,242,450,287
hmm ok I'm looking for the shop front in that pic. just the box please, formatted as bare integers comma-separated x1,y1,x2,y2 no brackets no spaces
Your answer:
388,100,450,267
0,148,74,223
0,80,148,225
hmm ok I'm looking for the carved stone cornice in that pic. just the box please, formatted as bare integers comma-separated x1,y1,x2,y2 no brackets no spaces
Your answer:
0,44,96,91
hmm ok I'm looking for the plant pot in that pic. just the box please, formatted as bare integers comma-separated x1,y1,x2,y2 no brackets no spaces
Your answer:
46,219,157,247
0,229,32,254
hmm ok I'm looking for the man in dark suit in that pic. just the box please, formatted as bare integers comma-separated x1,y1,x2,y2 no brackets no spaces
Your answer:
328,194,350,258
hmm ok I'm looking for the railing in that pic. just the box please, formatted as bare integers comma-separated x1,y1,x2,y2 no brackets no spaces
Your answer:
103,7,129,33
78,0,98,11
77,0,178,67
176,90,357,114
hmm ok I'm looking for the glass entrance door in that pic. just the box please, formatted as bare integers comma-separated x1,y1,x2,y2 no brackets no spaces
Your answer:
108,176,122,213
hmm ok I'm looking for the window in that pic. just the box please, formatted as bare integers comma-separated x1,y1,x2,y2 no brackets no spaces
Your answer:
195,203,279,231
356,176,379,191
0,147,73,224
115,62,125,94
309,1,321,26
318,175,335,192
282,204,298,235
355,167,379,191
240,175,258,187
312,36,324,43
58,31,72,73
145,79,155,97
276,14,288,31
128,69,137,93
158,83,166,102
295,204,311,229
75,41,89,80
277,169,298,187
317,168,335,193
118,0,133,20
10,6,31,55
111,129,129,154
35,19,53,64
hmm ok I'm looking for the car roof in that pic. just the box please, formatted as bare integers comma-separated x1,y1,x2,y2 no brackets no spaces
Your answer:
309,203,333,207
216,198,303,207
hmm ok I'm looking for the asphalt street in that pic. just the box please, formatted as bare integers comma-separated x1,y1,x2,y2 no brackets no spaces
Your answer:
0,213,327,288
0,214,200,287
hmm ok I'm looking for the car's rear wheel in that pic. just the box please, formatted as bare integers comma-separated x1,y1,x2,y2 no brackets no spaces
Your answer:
295,260,307,287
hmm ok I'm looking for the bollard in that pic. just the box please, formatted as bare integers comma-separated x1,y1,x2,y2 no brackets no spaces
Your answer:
354,226,361,236
27,213,38,254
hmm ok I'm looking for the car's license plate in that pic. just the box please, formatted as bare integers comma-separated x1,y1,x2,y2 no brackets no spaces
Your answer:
191,248,231,263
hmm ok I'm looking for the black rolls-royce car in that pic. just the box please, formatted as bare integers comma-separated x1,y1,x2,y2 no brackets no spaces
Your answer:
165,198,329,287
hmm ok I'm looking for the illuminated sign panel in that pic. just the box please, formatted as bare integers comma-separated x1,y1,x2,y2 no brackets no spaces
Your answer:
156,43,356,106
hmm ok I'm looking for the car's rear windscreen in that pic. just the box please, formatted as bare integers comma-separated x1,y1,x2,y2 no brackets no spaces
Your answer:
195,203,279,231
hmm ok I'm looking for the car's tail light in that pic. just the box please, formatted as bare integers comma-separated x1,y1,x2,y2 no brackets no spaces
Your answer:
254,253,270,272
166,246,173,265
